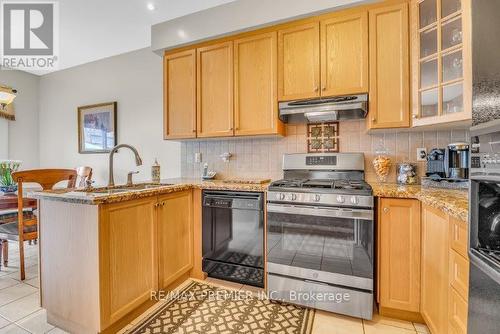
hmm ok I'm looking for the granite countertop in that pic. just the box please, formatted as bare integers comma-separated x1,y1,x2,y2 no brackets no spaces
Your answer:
30,177,271,205
370,183,469,222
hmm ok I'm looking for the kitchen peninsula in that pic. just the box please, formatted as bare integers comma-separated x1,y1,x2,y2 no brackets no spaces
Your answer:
31,179,268,334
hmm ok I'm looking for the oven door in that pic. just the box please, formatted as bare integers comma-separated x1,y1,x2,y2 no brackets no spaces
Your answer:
266,203,373,291
470,177,500,262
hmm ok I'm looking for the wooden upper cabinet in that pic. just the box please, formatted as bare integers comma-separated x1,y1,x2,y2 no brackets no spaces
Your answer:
278,22,320,101
421,204,449,334
197,42,234,138
234,32,283,136
164,50,197,139
321,12,368,96
158,190,193,289
378,198,421,313
368,3,410,129
410,0,472,128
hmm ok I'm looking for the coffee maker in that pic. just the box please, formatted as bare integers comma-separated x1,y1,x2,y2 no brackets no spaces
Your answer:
444,142,470,180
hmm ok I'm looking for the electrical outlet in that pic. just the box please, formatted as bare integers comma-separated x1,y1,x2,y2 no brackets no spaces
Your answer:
194,152,202,163
417,148,427,161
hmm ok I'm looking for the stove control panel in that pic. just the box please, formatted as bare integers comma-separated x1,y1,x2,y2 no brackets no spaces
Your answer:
471,154,500,169
306,156,337,166
269,191,373,208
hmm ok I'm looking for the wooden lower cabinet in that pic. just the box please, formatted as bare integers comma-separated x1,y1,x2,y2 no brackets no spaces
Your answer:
99,198,159,328
158,190,194,288
421,204,450,334
378,201,470,333
378,198,421,313
448,287,468,334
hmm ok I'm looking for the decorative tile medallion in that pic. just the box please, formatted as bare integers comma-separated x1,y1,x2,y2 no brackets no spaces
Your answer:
307,122,339,153
126,280,315,334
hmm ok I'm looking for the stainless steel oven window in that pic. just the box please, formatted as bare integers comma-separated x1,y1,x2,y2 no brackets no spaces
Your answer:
267,204,374,280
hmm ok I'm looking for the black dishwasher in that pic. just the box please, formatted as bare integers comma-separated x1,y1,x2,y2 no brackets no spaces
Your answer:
202,191,264,287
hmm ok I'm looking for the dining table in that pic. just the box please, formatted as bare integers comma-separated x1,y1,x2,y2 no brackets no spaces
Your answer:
0,192,37,212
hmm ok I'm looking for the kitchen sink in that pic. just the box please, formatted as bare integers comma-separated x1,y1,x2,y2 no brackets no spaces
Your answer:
84,183,174,194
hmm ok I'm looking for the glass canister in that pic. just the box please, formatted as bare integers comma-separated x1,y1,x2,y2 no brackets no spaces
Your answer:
372,144,392,183
397,162,417,185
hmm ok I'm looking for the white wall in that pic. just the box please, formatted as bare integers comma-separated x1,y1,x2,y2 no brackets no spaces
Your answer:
39,48,181,185
0,118,7,159
0,69,40,168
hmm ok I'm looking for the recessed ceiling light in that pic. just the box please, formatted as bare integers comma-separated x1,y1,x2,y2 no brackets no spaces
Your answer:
147,3,155,11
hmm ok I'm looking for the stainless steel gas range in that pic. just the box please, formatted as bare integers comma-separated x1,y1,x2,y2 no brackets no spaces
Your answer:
266,153,374,320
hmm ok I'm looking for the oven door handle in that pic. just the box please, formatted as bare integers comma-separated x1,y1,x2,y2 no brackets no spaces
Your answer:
267,204,373,220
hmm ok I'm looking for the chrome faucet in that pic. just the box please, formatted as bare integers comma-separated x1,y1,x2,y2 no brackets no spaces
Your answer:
108,144,143,187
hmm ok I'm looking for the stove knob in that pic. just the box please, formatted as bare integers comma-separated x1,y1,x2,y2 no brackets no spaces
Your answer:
313,194,321,202
277,193,286,200
336,195,345,203
350,196,359,205
288,193,297,201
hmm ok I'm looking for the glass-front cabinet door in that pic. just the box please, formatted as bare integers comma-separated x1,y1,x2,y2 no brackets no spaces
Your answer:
411,0,471,127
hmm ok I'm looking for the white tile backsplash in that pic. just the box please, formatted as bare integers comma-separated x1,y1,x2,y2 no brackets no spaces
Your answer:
181,120,469,182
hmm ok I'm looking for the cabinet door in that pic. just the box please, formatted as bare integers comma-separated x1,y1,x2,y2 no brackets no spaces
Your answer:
369,3,410,129
234,32,283,136
197,42,234,137
421,205,449,334
164,50,197,139
158,190,193,288
321,12,368,96
278,22,320,101
99,198,158,328
411,0,472,127
378,199,421,312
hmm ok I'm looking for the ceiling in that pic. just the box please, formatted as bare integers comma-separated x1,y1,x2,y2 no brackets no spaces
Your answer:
38,0,367,75
40,0,236,75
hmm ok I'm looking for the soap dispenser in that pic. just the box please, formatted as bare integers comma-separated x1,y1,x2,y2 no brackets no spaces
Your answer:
151,158,161,183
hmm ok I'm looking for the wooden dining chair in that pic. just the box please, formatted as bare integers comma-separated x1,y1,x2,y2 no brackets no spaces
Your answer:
76,166,93,188
0,169,77,280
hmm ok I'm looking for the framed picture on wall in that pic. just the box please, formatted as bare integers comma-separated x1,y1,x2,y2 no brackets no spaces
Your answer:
78,102,117,153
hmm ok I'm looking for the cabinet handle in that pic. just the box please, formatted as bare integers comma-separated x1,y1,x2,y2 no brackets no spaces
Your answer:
154,203,159,208
162,202,166,206
322,86,326,91
314,86,319,92
371,117,377,123
383,207,389,213
412,114,418,119
192,129,196,133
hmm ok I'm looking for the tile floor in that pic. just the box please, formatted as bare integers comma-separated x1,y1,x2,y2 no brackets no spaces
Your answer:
203,278,431,334
0,241,64,334
0,242,430,334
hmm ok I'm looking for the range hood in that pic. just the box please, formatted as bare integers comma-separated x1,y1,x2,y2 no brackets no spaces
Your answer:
279,94,368,124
